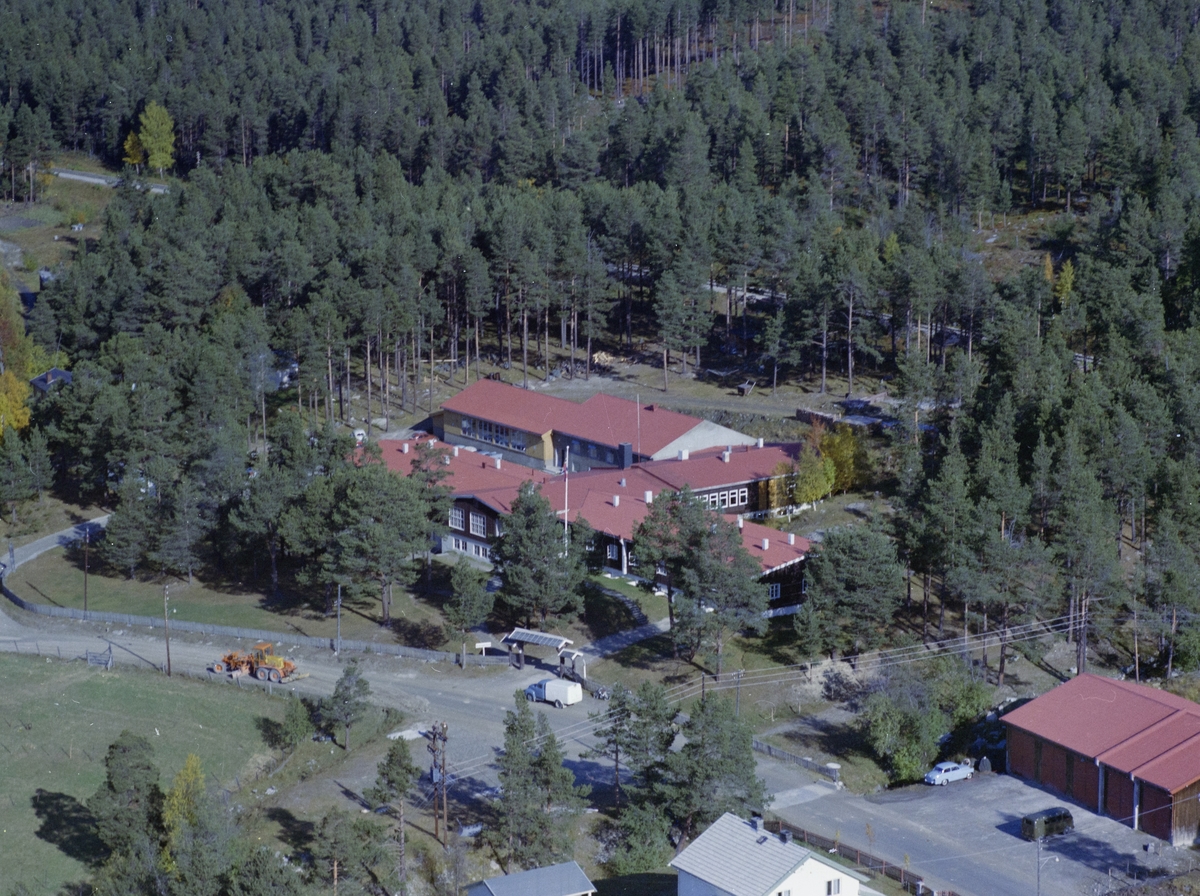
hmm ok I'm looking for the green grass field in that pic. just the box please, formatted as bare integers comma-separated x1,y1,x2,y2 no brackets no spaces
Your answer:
0,653,287,894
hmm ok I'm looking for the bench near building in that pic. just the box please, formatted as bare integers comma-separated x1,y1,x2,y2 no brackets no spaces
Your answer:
1003,673,1200,845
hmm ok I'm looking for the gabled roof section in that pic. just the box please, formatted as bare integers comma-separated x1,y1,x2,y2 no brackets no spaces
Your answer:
440,380,751,458
440,380,568,437
567,393,714,457
464,860,595,896
670,814,866,896
29,367,72,392
1003,673,1200,792
639,443,803,491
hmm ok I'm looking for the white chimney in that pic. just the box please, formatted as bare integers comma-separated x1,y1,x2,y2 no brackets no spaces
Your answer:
619,478,626,487
401,443,409,454
678,449,689,461
788,533,795,546
722,450,731,463
613,495,620,507
644,490,654,504
494,457,501,469
762,538,770,551
737,516,744,529
756,437,764,448
453,446,460,457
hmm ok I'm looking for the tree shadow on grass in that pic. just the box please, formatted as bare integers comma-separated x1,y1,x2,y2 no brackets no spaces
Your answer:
780,716,872,766
31,789,108,868
391,618,445,649
255,716,286,750
265,807,315,856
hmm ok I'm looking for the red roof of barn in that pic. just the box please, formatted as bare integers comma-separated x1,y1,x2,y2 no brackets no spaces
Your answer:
1003,673,1200,793
439,380,704,456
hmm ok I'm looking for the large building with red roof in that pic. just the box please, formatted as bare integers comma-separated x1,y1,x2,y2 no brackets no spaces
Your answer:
434,379,758,473
1003,673,1200,844
379,435,810,601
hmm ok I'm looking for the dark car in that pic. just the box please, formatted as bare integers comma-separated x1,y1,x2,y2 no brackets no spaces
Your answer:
1021,807,1074,840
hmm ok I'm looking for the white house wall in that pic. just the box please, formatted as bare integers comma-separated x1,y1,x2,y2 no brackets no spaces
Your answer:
774,859,861,896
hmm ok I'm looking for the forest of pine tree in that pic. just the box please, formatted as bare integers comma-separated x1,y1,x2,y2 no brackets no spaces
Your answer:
0,0,1196,669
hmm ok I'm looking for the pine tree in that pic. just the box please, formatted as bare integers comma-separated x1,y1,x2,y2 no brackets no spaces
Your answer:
446,558,493,637
323,662,372,750
366,738,420,887
0,426,32,524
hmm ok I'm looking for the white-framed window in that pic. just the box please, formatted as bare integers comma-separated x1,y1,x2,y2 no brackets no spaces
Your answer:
449,506,464,530
628,553,638,568
469,512,486,537
738,487,749,505
493,518,502,537
606,544,619,561
472,543,490,559
826,880,840,895
719,492,729,508
767,583,781,600
451,537,467,552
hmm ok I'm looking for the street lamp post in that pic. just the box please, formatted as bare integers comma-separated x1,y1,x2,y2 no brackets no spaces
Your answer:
336,583,342,656
1036,837,1058,896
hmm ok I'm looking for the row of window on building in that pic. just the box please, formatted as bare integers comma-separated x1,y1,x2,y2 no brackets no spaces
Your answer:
700,487,750,510
448,536,491,560
460,416,527,452
448,506,497,538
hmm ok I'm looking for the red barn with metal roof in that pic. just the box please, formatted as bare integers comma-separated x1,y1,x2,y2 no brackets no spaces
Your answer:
1003,673,1200,844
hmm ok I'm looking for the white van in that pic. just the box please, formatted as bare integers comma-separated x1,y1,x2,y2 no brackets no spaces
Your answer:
524,679,583,708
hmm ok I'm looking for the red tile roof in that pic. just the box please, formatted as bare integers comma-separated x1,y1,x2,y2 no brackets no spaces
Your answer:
639,443,803,491
379,437,810,574
569,392,701,457
1003,673,1200,793
440,380,570,438
439,380,707,456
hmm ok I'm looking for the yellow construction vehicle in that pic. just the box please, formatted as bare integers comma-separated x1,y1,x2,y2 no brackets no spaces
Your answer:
212,642,297,683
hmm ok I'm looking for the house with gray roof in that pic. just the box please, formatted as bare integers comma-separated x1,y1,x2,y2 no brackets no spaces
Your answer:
670,813,871,896
462,860,595,896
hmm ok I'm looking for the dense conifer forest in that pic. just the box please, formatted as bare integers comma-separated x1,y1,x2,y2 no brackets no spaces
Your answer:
0,0,1198,672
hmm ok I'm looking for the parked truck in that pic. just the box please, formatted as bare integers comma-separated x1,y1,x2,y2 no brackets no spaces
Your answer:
212,642,297,683
524,678,583,708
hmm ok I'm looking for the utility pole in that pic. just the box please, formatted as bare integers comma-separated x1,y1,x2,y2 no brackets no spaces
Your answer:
83,530,89,612
427,721,449,846
735,669,745,716
336,583,342,656
163,582,172,677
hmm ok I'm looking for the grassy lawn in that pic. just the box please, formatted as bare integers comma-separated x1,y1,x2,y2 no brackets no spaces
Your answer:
0,495,107,548
13,547,428,644
4,176,115,273
14,548,642,655
0,653,286,894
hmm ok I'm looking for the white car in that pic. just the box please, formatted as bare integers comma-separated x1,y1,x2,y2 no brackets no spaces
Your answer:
924,761,973,785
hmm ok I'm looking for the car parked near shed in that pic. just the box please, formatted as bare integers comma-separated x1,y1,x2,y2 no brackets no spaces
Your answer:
925,761,974,785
